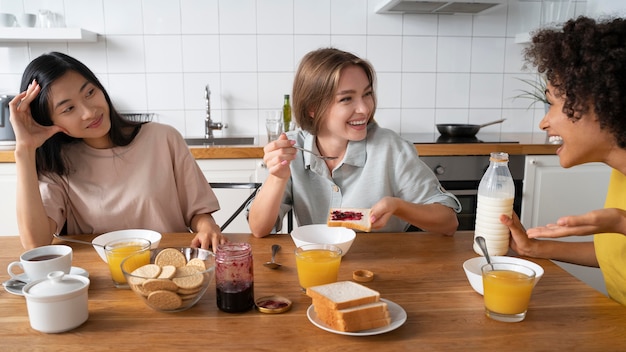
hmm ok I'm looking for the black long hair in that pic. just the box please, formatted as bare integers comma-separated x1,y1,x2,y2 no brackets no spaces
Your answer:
20,52,145,176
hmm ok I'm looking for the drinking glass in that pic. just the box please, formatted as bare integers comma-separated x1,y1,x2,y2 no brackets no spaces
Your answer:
104,238,151,288
295,244,342,290
482,262,536,322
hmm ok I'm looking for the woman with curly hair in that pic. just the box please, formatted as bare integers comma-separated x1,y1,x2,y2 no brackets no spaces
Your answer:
500,16,626,305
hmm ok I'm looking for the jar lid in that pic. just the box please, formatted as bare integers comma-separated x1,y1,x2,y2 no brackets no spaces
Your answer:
255,295,292,314
353,269,374,282
24,271,89,298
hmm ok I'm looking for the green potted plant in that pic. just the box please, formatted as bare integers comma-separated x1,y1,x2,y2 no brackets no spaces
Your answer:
513,75,549,112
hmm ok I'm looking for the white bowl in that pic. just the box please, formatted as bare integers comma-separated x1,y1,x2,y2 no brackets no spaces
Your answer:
462,256,544,295
92,229,162,262
290,224,356,256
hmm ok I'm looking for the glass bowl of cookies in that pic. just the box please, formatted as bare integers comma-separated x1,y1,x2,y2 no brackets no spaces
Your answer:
121,247,215,312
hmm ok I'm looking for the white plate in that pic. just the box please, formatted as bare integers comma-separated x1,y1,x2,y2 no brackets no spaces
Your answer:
2,266,89,296
306,298,407,336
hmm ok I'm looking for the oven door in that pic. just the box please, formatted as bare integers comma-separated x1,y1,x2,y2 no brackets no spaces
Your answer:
441,180,523,231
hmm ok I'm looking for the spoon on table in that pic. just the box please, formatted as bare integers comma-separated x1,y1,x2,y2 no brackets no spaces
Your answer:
263,244,282,269
53,233,104,248
475,236,492,264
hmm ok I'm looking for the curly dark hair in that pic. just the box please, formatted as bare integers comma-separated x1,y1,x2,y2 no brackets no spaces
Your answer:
523,16,626,148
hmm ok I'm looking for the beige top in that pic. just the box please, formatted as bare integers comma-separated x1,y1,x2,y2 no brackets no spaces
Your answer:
39,122,219,235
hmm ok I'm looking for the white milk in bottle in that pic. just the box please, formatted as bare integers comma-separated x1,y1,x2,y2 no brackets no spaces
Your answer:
473,152,515,256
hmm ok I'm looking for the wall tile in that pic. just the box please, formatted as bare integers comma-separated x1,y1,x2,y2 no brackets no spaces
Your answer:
472,4,508,37
366,0,403,35
107,73,148,112
257,35,293,72
219,35,257,72
145,36,183,72
294,0,330,34
64,0,105,33
376,72,401,108
331,0,367,35
471,37,506,73
401,108,436,133
366,36,402,72
146,73,184,110
142,0,181,35
401,73,436,109
403,14,438,36
437,37,471,72
180,0,219,34
182,35,220,72
438,15,473,36
469,73,504,108
220,72,258,109
258,72,293,109
436,73,470,109
402,36,437,72
105,36,146,73
183,72,221,110
331,35,367,58
68,40,108,74
103,0,143,35
219,0,256,34
257,0,293,34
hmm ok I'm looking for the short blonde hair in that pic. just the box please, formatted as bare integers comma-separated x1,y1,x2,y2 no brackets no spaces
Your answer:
292,48,377,134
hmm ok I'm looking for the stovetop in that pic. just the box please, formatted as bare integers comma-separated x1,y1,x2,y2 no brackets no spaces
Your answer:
400,133,520,144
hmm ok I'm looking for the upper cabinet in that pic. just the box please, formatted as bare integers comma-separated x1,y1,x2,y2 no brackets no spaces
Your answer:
0,28,98,43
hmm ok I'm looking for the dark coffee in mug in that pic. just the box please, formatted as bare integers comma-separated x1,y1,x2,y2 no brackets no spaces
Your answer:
29,254,63,261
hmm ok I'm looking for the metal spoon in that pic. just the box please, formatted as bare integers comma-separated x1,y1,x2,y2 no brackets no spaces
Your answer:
2,278,27,293
475,236,492,264
53,233,104,248
293,145,338,161
263,244,282,269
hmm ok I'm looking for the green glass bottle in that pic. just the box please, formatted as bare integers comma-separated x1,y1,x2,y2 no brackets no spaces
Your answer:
283,94,291,132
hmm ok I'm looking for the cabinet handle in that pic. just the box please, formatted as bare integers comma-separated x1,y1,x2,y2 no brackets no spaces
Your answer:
259,162,267,169
529,159,537,165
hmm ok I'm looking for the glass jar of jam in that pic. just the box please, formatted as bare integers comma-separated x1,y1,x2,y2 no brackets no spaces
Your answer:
215,242,254,313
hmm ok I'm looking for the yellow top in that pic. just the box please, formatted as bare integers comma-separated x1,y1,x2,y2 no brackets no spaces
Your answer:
594,169,626,305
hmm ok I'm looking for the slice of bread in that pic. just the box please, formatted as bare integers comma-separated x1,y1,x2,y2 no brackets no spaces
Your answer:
327,208,372,232
306,281,380,310
314,301,389,325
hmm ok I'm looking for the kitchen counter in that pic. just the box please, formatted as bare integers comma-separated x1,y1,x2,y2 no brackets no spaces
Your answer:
0,133,559,162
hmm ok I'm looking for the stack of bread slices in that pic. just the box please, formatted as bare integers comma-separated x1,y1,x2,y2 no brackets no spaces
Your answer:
306,281,390,332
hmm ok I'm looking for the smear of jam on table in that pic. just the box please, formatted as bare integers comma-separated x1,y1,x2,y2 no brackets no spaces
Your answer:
330,210,363,221
257,299,289,309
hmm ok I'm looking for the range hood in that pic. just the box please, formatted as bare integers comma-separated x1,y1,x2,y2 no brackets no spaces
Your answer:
376,0,504,15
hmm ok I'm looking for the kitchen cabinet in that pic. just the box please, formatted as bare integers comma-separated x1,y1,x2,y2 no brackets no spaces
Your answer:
0,27,97,43
521,155,611,295
0,163,18,236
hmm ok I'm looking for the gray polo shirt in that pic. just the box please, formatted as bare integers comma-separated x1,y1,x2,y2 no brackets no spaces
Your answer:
262,122,461,232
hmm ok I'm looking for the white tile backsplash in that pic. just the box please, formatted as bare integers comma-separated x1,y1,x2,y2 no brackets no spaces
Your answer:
0,0,561,137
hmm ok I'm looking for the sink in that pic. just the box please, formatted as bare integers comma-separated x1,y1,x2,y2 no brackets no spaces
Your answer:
184,137,256,146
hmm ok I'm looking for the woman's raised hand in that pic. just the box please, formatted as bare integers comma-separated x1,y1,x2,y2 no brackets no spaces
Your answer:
262,133,297,179
9,80,65,151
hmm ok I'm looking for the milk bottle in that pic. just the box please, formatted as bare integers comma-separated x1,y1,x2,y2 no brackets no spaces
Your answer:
473,152,515,256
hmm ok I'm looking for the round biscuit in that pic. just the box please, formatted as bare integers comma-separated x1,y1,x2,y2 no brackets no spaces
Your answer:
186,258,206,270
177,286,202,295
172,266,204,289
147,290,182,310
155,248,187,267
129,264,162,285
157,265,177,279
142,278,179,292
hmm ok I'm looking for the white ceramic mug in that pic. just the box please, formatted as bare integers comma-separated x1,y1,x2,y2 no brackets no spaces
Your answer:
7,245,72,281
20,13,37,27
0,13,17,27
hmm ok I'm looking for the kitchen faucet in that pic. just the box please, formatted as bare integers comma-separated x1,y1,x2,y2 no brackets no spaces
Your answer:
205,84,224,138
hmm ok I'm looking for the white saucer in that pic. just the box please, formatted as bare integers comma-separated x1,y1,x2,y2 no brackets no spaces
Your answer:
3,266,89,296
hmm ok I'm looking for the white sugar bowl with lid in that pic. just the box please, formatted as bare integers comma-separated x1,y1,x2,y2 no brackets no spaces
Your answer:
22,271,90,333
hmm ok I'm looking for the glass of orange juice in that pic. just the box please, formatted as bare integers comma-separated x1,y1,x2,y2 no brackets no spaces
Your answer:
104,238,151,288
481,262,536,322
295,244,342,290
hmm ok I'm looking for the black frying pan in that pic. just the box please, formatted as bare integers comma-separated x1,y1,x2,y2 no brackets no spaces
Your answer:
436,119,506,137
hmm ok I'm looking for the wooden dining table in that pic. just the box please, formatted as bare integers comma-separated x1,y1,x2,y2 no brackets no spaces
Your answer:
1,231,625,351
